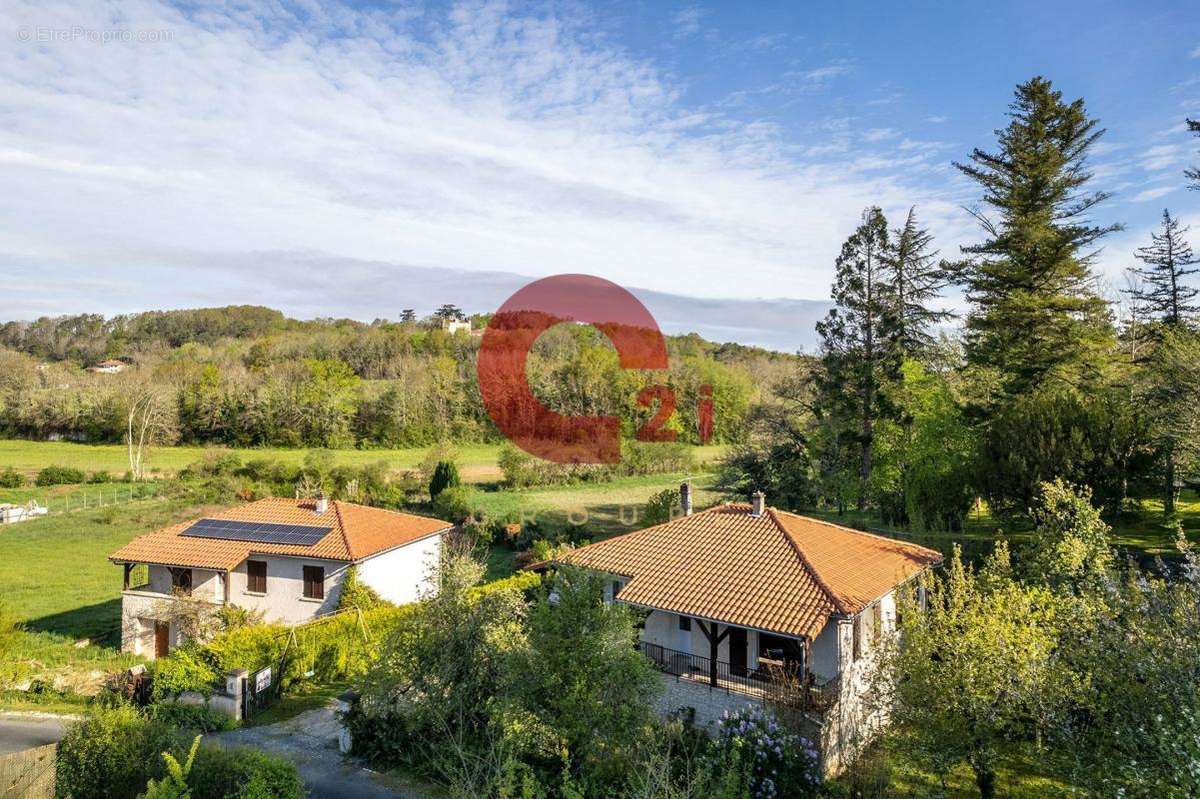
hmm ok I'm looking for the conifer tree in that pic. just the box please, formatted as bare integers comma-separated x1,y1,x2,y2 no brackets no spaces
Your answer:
815,207,900,510
1187,118,1199,190
955,77,1117,400
1125,208,1198,330
883,207,952,354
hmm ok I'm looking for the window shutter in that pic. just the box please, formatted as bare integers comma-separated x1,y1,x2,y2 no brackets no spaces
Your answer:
303,566,325,600
247,561,267,593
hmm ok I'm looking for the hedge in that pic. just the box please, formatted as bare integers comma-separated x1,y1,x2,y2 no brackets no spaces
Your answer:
151,571,543,700
56,705,301,799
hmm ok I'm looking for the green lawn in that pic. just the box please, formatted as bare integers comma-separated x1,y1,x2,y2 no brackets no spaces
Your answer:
0,495,210,697
464,471,723,542
833,740,1076,798
809,489,1200,560
0,439,729,485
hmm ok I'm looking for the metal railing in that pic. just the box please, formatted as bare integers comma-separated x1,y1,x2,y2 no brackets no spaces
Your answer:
637,640,838,711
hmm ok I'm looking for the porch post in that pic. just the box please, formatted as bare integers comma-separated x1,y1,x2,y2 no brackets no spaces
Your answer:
696,620,731,687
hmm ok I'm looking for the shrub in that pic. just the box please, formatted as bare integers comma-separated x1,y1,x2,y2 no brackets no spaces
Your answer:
337,565,386,612
0,467,25,488
88,470,114,484
498,443,540,488
432,485,474,523
56,705,180,799
429,459,461,499
35,465,86,486
149,702,238,733
140,735,199,799
703,706,820,799
188,745,304,799
642,488,679,527
150,645,221,702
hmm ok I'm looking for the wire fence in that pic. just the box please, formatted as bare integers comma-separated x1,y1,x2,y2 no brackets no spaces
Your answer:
2,482,165,520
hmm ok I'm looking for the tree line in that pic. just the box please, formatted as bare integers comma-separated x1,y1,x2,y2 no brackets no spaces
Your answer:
0,307,790,450
725,76,1200,528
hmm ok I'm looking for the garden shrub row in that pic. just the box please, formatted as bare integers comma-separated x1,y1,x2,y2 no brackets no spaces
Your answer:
30,464,130,486
55,704,302,799
498,440,697,488
151,571,543,701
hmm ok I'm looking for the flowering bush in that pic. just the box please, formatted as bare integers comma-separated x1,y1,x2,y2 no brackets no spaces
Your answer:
706,706,820,799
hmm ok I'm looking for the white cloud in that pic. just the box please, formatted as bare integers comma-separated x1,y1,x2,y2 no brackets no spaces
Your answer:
863,128,898,142
0,0,968,320
1140,144,1185,171
926,115,948,124
1191,44,1200,58
671,6,707,39
794,63,851,85
1132,185,1175,202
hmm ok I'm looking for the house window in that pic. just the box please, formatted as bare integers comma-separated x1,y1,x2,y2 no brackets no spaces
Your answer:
610,580,621,601
678,615,692,632
170,568,192,596
303,566,325,600
247,560,267,594
852,615,862,661
872,602,883,642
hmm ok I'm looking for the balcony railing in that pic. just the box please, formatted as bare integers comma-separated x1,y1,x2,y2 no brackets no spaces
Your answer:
637,640,838,711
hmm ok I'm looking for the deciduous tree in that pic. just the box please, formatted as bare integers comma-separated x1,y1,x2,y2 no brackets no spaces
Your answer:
879,544,1076,799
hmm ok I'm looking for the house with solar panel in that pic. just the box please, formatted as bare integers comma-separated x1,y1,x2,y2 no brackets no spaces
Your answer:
109,496,451,658
551,485,941,775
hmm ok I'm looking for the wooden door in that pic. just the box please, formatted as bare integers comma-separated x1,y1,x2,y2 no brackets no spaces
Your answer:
154,622,170,658
728,627,748,676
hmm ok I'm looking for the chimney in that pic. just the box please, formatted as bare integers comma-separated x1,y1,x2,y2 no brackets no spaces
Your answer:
315,494,329,514
750,491,765,517
680,482,693,516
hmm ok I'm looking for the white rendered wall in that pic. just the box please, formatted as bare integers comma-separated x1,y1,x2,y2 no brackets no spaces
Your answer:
357,533,442,605
228,555,346,624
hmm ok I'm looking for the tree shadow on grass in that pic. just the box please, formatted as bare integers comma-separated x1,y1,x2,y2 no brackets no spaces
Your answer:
25,599,122,646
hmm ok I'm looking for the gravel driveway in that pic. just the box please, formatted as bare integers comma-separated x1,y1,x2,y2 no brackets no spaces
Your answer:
210,703,426,799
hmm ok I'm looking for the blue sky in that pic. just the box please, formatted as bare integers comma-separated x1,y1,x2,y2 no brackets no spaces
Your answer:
1,0,1197,350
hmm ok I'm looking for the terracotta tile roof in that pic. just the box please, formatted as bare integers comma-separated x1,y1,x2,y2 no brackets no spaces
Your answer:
109,497,451,571
557,504,941,639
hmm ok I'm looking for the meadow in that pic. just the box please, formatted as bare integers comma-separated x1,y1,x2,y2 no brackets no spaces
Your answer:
0,439,728,484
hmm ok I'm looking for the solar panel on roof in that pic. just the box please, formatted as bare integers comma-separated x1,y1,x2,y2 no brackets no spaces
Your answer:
181,518,332,547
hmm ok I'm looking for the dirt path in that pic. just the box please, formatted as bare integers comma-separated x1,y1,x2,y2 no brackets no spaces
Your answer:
211,704,428,799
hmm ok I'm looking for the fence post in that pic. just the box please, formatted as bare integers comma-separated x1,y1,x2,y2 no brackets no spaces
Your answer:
226,669,248,722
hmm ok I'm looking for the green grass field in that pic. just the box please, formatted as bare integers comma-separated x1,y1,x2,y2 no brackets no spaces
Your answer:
0,494,210,698
832,739,1074,798
0,439,729,485
809,489,1200,559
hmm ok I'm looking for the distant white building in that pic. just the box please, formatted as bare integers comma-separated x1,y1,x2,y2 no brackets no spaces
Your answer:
109,497,451,659
0,501,48,524
89,359,128,374
443,319,472,335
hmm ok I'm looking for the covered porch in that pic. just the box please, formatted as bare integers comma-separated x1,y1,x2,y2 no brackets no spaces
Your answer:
634,605,839,710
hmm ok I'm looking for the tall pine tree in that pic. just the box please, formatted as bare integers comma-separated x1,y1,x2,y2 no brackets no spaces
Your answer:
815,207,900,511
955,77,1117,401
1125,209,1198,330
883,207,952,355
1187,118,1200,190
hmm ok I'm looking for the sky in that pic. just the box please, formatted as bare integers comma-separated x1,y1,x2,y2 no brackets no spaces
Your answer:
1,0,1198,351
